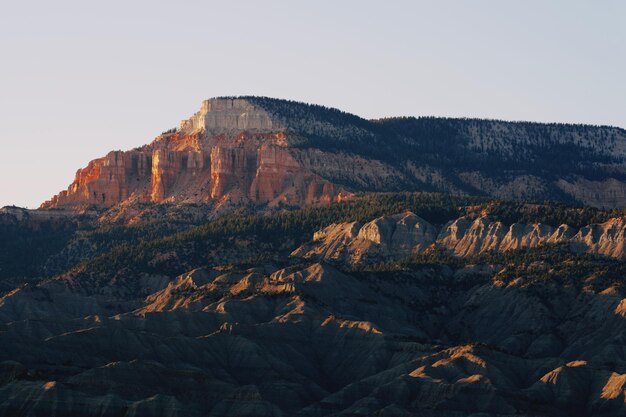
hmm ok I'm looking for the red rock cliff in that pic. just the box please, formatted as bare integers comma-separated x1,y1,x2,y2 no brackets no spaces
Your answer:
41,98,347,210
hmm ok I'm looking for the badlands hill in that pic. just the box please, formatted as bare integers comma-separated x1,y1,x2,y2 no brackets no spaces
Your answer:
3,193,626,415
42,96,626,211
293,211,626,264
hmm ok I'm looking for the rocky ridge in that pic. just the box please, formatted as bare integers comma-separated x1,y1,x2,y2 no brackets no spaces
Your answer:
293,211,626,263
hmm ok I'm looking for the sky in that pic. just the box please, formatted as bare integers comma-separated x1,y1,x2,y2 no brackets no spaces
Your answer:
0,0,624,208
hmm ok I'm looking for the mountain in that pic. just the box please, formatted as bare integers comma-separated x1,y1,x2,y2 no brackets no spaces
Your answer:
5,96,626,416
42,97,626,213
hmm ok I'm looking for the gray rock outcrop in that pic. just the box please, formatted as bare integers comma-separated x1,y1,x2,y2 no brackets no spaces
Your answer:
293,212,626,263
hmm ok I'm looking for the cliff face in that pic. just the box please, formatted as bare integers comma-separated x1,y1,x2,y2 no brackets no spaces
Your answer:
42,98,345,210
179,98,282,134
41,96,626,211
42,150,153,209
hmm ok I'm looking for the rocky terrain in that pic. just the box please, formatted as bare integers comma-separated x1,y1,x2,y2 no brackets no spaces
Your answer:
2,193,626,416
4,95,626,416
293,211,626,264
42,97,626,213
2,252,626,416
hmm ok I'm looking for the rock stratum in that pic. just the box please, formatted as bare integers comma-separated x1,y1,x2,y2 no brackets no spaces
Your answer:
42,96,626,212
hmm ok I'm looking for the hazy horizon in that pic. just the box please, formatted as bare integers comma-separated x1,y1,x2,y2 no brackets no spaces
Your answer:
1,0,625,208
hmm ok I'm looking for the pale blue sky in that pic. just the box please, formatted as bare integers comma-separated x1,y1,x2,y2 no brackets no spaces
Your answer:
1,1,624,208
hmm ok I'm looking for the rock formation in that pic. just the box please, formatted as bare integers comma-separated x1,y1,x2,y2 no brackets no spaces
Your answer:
41,96,626,212
293,212,626,263
293,212,439,264
42,98,347,210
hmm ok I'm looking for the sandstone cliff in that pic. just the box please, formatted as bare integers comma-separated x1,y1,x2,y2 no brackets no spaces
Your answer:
41,96,626,211
42,98,346,210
